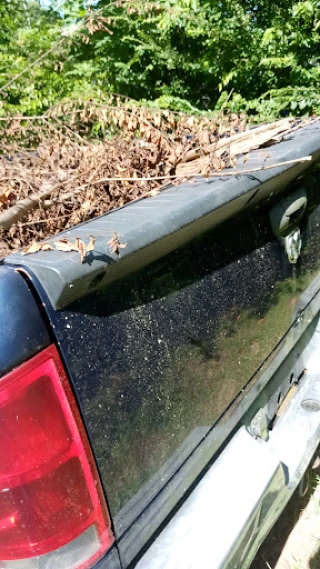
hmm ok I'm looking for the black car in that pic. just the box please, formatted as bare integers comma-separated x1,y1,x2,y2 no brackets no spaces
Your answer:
1,122,320,569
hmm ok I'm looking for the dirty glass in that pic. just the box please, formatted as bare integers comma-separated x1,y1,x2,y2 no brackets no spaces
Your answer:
50,176,320,535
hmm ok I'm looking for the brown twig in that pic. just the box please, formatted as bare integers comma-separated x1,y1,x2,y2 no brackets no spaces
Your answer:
75,156,312,186
0,115,47,121
0,169,90,230
19,212,75,226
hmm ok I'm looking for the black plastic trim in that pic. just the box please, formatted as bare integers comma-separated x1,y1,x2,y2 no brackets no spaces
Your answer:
0,266,50,377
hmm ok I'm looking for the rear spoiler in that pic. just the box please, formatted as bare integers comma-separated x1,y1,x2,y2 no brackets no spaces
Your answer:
5,122,320,309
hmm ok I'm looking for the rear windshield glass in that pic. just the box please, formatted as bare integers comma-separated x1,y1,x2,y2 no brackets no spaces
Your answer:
50,176,320,533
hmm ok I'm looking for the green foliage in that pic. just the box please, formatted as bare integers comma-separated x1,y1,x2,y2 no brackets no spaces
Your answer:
227,87,320,122
1,0,320,119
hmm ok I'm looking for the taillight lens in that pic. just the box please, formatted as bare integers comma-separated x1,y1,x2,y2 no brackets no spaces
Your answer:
0,345,114,568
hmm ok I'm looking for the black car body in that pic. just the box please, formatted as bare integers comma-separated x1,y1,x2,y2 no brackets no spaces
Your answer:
1,123,320,569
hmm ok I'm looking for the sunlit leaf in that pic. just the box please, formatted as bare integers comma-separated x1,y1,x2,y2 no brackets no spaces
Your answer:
107,232,127,256
23,242,54,255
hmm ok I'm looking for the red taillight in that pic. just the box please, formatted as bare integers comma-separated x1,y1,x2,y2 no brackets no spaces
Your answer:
0,345,114,568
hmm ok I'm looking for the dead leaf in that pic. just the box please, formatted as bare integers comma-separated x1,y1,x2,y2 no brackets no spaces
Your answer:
54,236,94,263
198,130,210,146
23,242,54,255
54,238,78,253
87,235,95,252
0,240,9,259
108,232,127,256
75,237,87,263
81,34,90,44
186,116,195,129
153,113,161,128
0,188,13,205
239,112,247,133
202,164,211,179
41,243,54,251
81,200,92,211
229,113,239,130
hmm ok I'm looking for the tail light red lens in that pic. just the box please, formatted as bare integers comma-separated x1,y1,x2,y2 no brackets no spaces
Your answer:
0,345,114,568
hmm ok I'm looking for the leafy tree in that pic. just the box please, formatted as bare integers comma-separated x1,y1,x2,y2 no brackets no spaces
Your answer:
2,0,320,119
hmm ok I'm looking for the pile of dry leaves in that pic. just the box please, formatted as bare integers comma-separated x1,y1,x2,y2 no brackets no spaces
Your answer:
0,99,312,260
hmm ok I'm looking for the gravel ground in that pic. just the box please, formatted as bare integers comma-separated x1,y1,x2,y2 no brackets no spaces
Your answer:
252,455,320,569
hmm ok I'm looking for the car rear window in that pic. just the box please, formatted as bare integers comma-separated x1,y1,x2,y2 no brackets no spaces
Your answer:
48,176,320,536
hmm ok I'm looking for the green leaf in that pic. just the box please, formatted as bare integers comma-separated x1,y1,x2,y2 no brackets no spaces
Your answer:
292,1,314,19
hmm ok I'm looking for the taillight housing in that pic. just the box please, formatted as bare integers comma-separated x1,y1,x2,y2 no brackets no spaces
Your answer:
0,345,114,569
